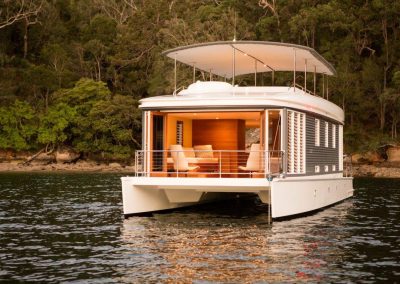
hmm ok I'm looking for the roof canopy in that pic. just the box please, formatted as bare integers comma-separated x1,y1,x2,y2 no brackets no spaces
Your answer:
163,41,336,78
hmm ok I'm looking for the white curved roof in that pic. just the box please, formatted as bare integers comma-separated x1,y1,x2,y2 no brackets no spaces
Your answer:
140,81,344,123
163,41,336,78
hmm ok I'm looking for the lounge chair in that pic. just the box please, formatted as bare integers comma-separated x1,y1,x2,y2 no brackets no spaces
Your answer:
239,144,261,175
169,145,199,172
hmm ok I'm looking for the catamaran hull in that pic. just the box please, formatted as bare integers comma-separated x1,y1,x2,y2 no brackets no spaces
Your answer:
121,175,353,219
121,177,270,216
270,176,353,218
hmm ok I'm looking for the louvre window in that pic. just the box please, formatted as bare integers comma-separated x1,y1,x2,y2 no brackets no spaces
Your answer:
176,121,183,145
287,110,305,174
325,122,329,147
332,124,336,148
315,119,320,146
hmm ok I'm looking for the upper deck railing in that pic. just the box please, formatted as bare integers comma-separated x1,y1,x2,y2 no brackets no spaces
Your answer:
134,149,284,178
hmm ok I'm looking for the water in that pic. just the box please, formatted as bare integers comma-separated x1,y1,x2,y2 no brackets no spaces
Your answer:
0,173,399,283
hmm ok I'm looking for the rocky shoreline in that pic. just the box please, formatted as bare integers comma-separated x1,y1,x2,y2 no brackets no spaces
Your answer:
0,160,135,173
352,163,400,178
1,160,400,178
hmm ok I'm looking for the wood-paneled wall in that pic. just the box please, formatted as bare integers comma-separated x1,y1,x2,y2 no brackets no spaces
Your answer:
192,119,245,150
193,119,245,176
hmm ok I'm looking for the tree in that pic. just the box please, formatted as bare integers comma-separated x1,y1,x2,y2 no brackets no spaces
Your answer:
37,102,76,148
0,100,36,150
0,0,43,30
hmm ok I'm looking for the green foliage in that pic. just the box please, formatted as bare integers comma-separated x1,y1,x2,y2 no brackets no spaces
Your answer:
1,0,400,158
0,100,36,150
37,103,76,145
52,79,140,159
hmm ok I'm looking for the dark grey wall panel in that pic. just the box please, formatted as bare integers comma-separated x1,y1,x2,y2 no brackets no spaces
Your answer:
305,114,339,175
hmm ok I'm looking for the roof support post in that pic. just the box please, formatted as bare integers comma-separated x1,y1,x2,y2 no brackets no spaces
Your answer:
322,73,325,99
209,69,212,81
232,45,236,85
293,49,296,92
193,64,196,83
313,65,316,95
304,59,307,93
254,60,257,86
272,70,275,85
174,54,177,96
327,77,329,100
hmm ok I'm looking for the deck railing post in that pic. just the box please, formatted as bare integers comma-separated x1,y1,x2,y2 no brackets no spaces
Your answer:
219,151,222,178
176,150,179,177
134,151,137,176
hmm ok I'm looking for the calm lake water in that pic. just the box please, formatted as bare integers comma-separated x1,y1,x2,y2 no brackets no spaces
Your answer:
0,173,399,283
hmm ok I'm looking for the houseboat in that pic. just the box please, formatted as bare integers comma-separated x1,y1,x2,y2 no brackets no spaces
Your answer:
121,41,354,220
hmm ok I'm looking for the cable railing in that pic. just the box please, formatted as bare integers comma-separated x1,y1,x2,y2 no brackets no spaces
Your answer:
135,149,285,178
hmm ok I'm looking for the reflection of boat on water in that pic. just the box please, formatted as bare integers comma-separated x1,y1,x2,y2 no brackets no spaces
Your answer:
121,41,354,220
119,199,353,282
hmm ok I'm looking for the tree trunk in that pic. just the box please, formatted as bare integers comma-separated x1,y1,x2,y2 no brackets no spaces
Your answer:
23,18,28,59
380,102,385,131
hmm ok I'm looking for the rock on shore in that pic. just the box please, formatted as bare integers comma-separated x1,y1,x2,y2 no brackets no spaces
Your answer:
352,164,400,178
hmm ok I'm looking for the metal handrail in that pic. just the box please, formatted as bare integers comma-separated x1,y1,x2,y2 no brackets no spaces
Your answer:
293,83,317,96
134,149,285,178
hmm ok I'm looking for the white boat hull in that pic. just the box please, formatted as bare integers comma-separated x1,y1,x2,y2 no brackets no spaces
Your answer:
270,175,353,218
121,175,353,218
121,177,270,216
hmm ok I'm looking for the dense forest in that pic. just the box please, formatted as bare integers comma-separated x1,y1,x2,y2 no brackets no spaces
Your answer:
1,0,400,161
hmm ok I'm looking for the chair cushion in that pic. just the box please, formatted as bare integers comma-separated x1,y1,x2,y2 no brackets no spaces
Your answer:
183,147,196,158
194,145,214,158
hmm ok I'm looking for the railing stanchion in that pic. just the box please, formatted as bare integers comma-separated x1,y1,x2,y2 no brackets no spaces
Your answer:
135,152,138,177
219,151,222,178
176,150,179,177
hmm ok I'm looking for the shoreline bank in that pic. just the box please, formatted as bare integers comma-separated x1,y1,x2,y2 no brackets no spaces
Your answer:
0,161,135,173
1,161,400,178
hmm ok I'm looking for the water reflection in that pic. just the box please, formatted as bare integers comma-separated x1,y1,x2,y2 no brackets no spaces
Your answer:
120,199,354,282
1,174,400,283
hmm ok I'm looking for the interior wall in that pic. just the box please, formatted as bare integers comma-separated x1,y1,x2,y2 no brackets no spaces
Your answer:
192,119,245,150
166,115,192,148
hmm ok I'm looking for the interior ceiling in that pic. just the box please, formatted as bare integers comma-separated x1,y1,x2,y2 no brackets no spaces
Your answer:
163,41,336,78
